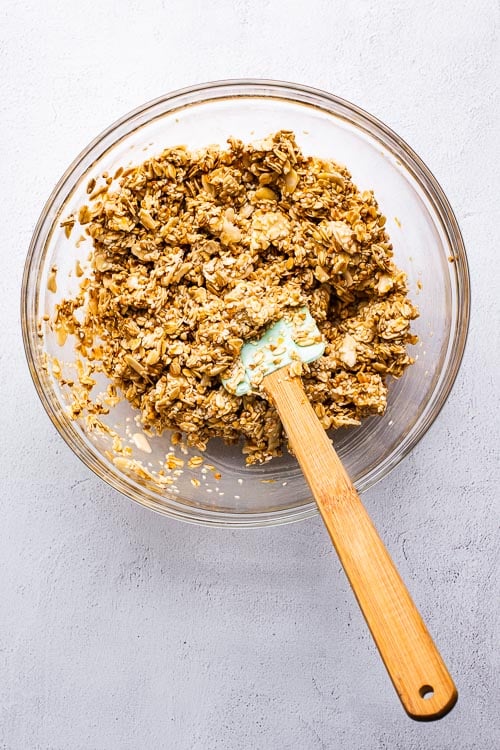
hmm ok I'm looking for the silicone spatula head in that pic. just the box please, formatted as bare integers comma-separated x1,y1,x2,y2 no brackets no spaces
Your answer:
222,307,325,396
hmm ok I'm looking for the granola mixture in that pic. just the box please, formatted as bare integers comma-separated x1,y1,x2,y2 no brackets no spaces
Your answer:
53,131,418,464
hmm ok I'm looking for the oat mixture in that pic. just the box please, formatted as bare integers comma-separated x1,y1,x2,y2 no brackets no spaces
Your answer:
54,131,418,464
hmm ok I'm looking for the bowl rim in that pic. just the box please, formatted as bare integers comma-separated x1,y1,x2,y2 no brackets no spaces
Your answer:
21,78,470,527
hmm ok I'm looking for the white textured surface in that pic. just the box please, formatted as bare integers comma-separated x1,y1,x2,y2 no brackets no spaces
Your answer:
1,0,499,747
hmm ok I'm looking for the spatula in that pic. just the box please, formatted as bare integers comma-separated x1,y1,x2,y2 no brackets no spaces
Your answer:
223,308,457,720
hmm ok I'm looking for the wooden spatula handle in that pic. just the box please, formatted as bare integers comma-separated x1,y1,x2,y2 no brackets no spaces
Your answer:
264,369,457,720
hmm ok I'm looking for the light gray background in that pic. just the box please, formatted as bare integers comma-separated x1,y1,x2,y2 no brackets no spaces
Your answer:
1,1,499,748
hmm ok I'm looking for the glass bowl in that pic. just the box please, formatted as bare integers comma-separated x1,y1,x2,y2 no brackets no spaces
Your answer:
21,80,470,527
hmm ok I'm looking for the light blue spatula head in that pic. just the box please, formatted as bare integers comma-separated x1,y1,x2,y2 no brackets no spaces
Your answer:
222,307,325,396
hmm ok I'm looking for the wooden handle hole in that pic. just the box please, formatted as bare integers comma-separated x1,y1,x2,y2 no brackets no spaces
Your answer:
419,685,435,700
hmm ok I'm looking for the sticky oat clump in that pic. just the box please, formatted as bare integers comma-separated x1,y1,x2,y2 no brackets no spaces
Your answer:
54,130,418,464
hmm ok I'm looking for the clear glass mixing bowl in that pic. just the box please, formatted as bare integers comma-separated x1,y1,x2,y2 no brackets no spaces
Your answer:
21,80,470,526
